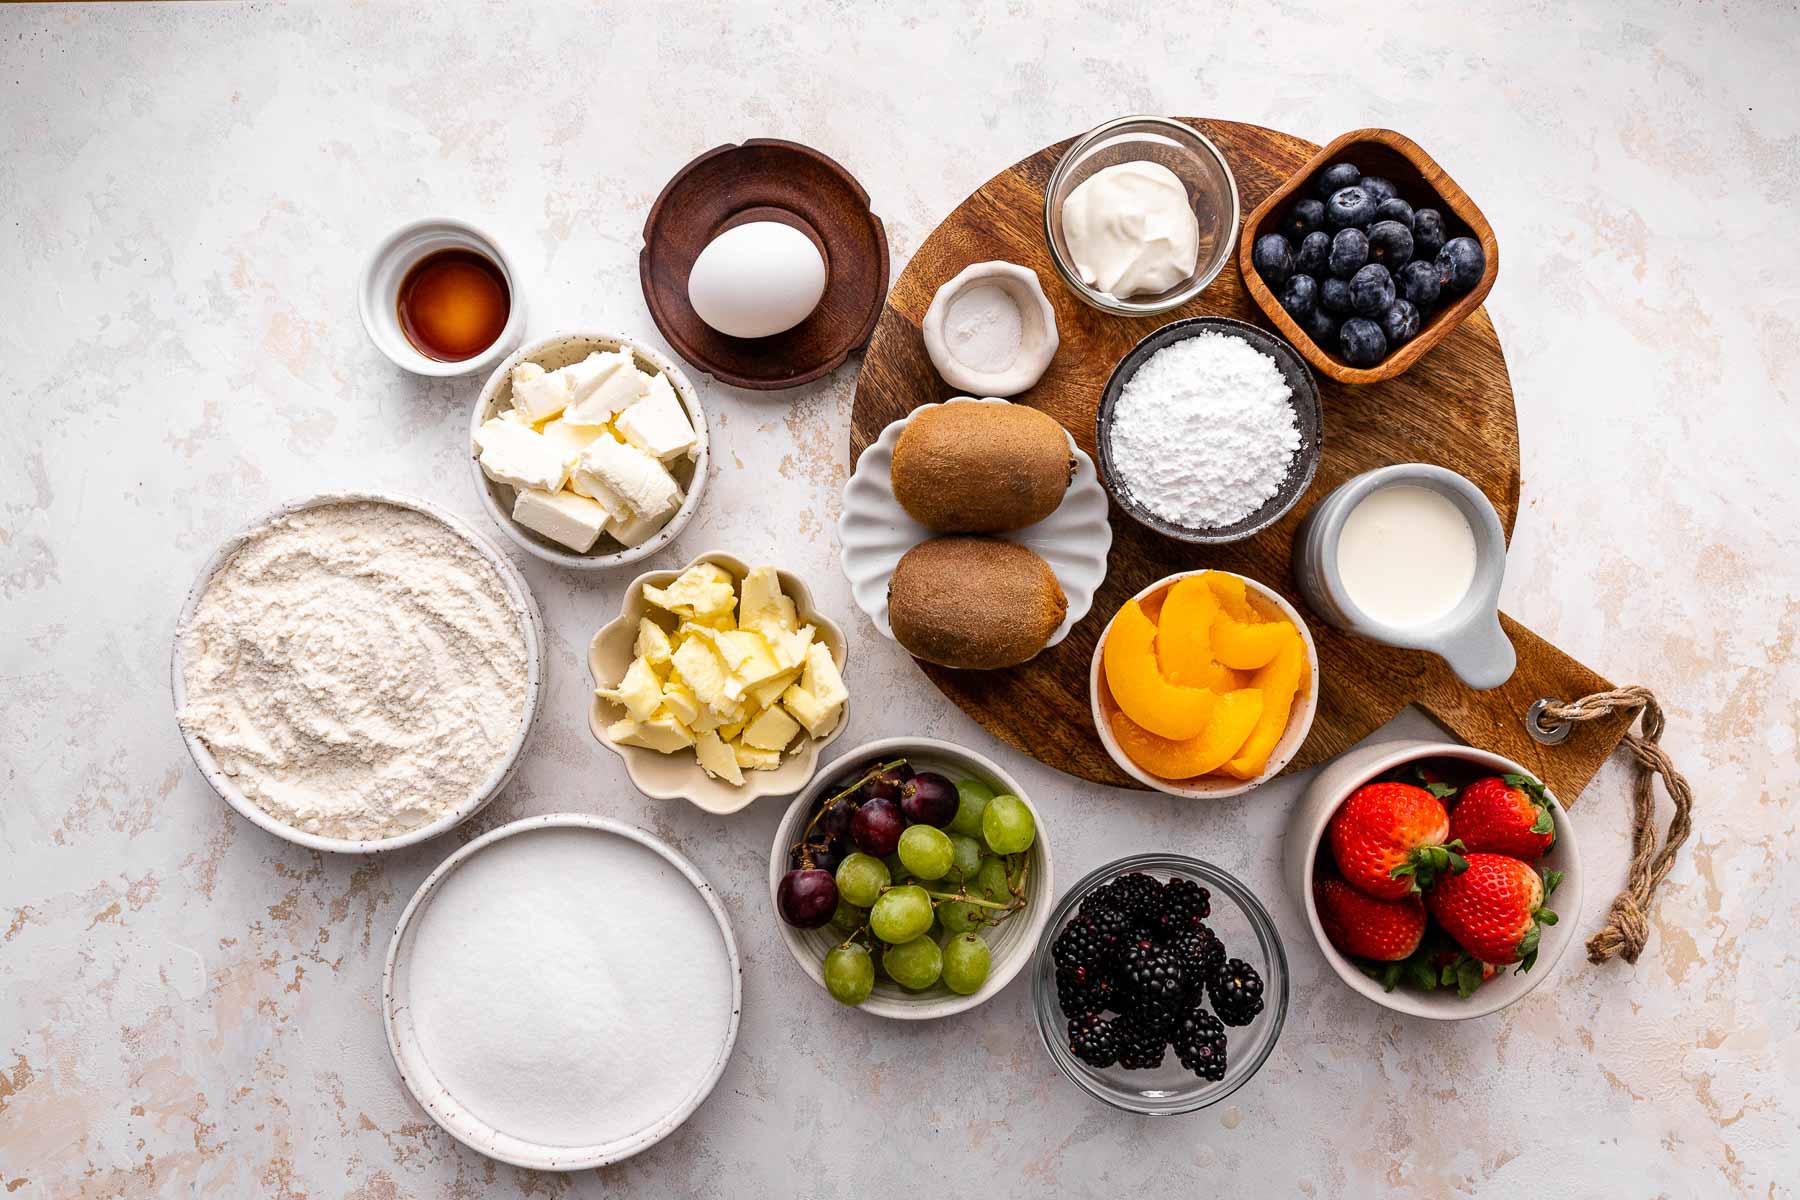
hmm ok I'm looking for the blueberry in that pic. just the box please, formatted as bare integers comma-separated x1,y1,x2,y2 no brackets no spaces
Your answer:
1303,305,1342,346
1319,275,1353,315
1281,273,1318,321
1252,233,1295,287
1349,263,1396,316
1374,197,1414,226
1315,161,1362,198
1339,317,1388,366
1283,198,1326,241
1325,186,1378,230
1398,259,1442,308
1412,208,1447,260
1437,236,1486,292
1366,219,1414,269
1358,176,1399,204
1378,299,1421,346
1328,228,1369,278
1295,231,1332,275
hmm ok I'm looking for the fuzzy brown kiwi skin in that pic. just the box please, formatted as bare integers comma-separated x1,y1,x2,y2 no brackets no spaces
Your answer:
887,537,1067,669
890,404,1074,533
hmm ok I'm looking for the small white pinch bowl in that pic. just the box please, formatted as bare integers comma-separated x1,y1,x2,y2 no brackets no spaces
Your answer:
839,397,1112,653
921,261,1060,396
1286,739,1583,1020
1090,570,1319,798
769,737,1054,1020
469,331,710,570
359,216,526,377
588,551,849,816
172,491,547,854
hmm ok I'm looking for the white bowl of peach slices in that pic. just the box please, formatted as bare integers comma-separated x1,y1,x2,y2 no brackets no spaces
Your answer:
1089,570,1319,797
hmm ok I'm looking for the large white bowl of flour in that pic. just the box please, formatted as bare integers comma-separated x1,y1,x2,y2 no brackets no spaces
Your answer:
172,492,546,853
383,814,743,1170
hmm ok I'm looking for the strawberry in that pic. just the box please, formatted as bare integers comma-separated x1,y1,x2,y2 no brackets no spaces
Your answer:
1327,781,1468,900
1366,931,1501,997
1426,853,1563,970
1450,773,1556,860
1315,877,1426,961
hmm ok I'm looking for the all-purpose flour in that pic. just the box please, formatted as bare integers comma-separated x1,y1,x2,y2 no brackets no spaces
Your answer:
1109,332,1301,528
177,500,530,840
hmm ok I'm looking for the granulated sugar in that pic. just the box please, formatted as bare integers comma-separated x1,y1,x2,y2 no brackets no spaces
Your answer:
1109,332,1301,528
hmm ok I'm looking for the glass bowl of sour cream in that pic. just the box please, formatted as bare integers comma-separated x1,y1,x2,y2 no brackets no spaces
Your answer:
1044,116,1240,316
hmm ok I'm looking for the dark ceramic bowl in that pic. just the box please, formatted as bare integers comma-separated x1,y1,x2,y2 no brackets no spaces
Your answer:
1095,317,1322,545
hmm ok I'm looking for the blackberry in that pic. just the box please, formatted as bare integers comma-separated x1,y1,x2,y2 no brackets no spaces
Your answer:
1154,877,1213,940
1114,1013,1167,1070
1099,872,1164,927
1208,958,1267,1027
1120,938,1184,1006
1068,1013,1119,1068
1171,1007,1228,1081
1051,916,1106,971
1055,963,1118,1019
1169,925,1226,996
1082,902,1131,958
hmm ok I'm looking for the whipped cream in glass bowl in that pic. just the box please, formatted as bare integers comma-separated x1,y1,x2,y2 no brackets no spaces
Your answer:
1044,116,1239,317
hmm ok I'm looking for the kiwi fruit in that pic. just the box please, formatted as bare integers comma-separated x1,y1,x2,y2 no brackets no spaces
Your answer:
888,537,1067,669
890,402,1074,533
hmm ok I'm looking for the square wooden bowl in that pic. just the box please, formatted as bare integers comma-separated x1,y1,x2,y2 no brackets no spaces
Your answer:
1238,128,1499,385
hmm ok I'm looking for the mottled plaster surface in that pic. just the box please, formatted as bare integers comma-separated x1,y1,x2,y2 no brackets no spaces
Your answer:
2,1,1796,1196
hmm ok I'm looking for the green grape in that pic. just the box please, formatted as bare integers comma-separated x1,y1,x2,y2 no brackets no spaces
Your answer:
882,852,911,882
981,794,1036,854
938,898,988,934
948,778,996,838
944,834,983,883
974,857,1013,905
882,936,943,990
835,852,891,907
870,884,933,944
898,825,953,880
941,933,991,995
824,943,876,1006
828,898,868,933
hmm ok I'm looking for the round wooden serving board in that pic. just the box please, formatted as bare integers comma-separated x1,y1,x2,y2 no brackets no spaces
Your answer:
850,118,1633,801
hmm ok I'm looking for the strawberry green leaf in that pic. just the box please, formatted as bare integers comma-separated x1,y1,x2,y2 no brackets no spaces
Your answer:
1425,781,1458,801
1517,922,1542,969
1453,957,1485,998
1530,808,1555,835
1542,869,1564,900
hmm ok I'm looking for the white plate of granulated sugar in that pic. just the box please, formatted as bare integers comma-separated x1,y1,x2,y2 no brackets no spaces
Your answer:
383,814,742,1170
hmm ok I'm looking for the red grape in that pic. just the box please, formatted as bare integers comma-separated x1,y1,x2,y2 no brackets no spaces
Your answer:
900,772,958,827
777,868,838,928
850,797,905,857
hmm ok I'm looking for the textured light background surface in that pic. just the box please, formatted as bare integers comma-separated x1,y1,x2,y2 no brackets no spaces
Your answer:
3,1,1797,1196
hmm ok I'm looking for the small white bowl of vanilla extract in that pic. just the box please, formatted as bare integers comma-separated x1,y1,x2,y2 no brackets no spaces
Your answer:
359,217,525,377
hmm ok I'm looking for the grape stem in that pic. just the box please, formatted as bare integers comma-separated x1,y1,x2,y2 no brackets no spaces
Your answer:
790,758,907,867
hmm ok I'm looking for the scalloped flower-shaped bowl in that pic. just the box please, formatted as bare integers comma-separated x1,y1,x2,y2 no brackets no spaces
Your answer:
588,551,850,816
838,397,1112,652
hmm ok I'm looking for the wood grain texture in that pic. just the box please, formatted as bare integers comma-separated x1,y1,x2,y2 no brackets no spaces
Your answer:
1238,127,1502,385
640,139,888,390
850,118,1633,800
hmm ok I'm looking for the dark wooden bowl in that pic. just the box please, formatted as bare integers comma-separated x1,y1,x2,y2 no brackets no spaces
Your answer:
639,139,888,391
1237,128,1499,385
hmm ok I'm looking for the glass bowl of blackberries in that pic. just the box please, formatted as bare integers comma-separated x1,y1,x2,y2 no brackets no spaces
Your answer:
1032,854,1287,1113
1238,129,1497,383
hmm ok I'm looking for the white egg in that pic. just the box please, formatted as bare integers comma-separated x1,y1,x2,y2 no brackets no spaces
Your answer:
686,221,827,339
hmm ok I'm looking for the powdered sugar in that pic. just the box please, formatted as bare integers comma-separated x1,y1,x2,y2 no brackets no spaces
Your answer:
1108,332,1301,528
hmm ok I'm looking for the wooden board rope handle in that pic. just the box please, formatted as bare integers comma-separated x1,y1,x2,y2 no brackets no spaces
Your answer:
1527,686,1694,964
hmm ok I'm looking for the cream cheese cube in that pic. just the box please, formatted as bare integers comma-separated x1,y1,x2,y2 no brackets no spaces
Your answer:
476,420,570,493
512,488,606,553
635,618,674,667
733,742,782,771
576,437,682,522
607,709,694,754
604,507,670,548
555,351,626,405
541,416,608,467
746,667,801,710
739,566,798,636
614,374,698,463
660,681,701,726
781,685,841,738
693,730,744,785
565,358,652,426
510,361,574,424
671,637,732,713
740,705,801,752
596,654,665,723
645,564,737,622
802,642,849,708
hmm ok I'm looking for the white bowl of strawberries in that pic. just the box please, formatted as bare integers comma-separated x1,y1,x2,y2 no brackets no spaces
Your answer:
1286,739,1582,1020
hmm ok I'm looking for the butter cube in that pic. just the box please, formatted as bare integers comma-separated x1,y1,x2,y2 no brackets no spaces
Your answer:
635,618,674,667
510,361,573,424
693,730,744,785
476,420,570,493
710,630,784,689
716,718,747,743
741,705,801,752
671,637,732,712
802,642,849,708
614,373,698,463
607,710,694,754
541,416,608,466
781,685,841,738
645,564,737,622
746,668,801,710
732,742,782,772
770,627,815,672
512,488,606,553
565,357,652,426
739,566,798,637
577,437,682,522
596,655,665,723
660,681,701,726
